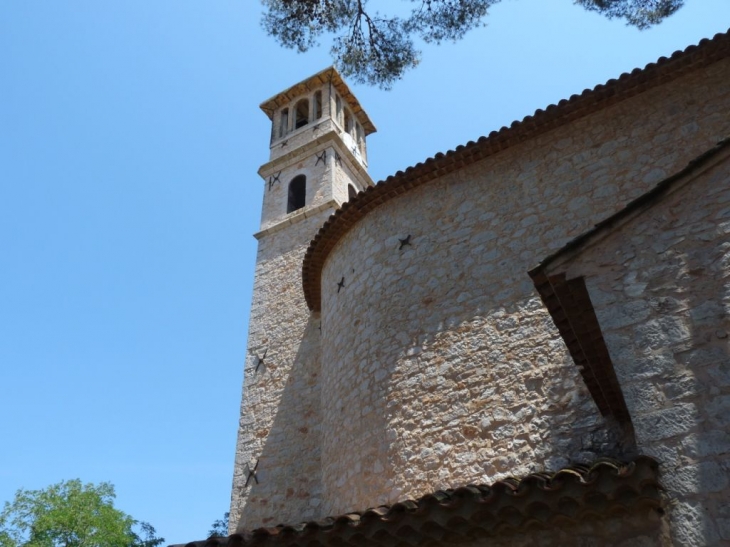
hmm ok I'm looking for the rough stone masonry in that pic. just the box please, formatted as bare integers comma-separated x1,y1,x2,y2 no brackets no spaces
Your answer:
229,34,730,547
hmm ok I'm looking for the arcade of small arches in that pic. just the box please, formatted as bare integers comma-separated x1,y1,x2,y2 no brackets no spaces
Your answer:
272,90,367,157
276,91,324,141
333,94,366,156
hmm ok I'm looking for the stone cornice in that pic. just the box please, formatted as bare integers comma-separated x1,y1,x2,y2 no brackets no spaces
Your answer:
254,200,340,241
258,129,374,192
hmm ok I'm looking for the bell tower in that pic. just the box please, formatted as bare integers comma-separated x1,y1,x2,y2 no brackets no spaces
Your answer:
229,68,376,532
257,67,376,233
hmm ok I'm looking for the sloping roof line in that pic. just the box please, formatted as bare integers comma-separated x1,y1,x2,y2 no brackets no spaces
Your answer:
528,137,730,451
302,29,730,311
529,272,635,430
178,457,660,547
530,136,730,275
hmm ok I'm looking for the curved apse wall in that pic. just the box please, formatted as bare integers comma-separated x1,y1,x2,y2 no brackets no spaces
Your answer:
314,59,730,516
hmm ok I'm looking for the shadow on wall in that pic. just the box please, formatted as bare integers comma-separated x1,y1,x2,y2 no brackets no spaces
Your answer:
313,171,642,516
620,239,729,541
666,243,730,544
383,293,632,497
581,155,730,544
317,225,637,515
237,315,323,529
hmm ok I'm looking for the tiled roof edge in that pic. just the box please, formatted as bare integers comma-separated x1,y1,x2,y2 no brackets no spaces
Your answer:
174,456,660,547
302,29,730,311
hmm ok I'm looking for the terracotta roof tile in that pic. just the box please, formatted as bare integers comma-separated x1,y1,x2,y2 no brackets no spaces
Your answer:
301,29,730,311
175,457,660,547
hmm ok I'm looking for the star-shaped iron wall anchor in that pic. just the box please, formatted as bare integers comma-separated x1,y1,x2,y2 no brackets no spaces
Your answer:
245,460,259,487
334,152,342,167
254,348,267,373
337,277,345,293
268,171,281,191
280,140,288,148
315,150,327,166
399,235,412,250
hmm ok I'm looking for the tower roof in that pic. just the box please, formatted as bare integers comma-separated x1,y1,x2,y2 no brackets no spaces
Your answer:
259,66,376,135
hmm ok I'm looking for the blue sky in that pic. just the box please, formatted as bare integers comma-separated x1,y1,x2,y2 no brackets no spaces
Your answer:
1,1,728,544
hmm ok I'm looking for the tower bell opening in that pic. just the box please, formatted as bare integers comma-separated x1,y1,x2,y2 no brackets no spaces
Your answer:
287,175,307,213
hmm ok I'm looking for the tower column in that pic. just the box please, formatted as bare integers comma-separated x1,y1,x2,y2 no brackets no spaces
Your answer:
230,67,376,532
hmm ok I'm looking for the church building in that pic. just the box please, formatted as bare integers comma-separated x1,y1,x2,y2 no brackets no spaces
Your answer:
183,29,730,547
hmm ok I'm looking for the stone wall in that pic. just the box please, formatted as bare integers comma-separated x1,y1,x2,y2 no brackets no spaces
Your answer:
258,144,334,233
268,86,369,168
230,210,329,531
231,91,375,530
259,139,372,233
554,150,730,546
318,59,730,517
268,87,334,162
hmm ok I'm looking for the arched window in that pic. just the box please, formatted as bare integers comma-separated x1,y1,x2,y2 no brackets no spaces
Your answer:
314,91,323,120
295,99,309,129
279,108,289,138
348,184,358,201
287,175,306,213
344,109,353,135
335,95,342,125
356,122,364,153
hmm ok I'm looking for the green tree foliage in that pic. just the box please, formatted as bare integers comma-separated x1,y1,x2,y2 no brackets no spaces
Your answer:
262,0,685,88
207,512,229,538
0,480,164,547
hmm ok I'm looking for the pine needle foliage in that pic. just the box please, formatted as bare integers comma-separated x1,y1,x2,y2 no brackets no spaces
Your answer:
262,0,685,88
